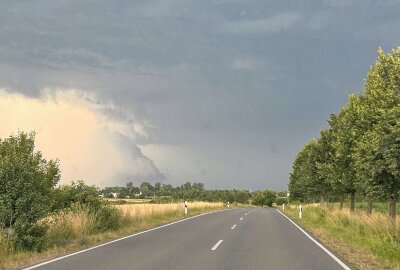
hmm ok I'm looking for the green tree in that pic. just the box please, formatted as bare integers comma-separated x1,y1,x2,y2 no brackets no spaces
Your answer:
354,106,400,220
0,132,60,250
235,190,250,204
289,145,310,202
289,139,323,203
139,182,154,197
252,190,276,206
332,95,365,212
52,180,102,211
352,47,400,219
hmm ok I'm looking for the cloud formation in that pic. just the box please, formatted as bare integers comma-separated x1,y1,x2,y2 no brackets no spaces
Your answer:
0,89,163,187
0,1,399,190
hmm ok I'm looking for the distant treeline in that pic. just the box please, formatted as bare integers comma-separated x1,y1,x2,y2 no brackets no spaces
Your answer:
102,182,288,206
289,47,400,219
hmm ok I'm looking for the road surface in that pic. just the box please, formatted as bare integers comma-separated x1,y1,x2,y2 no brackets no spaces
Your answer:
24,208,351,270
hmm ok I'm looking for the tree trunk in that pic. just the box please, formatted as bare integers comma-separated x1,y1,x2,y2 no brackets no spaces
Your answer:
350,192,355,213
339,198,344,211
367,199,373,215
389,192,398,221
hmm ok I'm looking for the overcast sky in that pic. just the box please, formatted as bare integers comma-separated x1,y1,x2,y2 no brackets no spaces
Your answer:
1,0,400,190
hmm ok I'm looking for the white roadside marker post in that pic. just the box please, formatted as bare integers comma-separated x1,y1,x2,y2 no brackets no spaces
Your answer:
282,203,285,211
228,201,230,208
299,204,303,219
184,201,188,215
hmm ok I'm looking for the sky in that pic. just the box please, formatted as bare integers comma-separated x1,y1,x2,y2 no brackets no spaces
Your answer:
0,0,400,190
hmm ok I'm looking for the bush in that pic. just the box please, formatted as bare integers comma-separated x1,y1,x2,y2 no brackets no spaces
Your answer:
276,197,288,205
52,181,103,212
0,132,60,251
95,206,121,231
14,223,47,252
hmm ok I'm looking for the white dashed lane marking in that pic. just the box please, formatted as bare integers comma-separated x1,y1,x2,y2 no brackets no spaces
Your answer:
211,240,223,251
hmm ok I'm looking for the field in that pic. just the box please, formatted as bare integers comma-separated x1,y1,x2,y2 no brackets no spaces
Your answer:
117,201,223,218
0,202,225,270
105,198,153,204
282,203,400,270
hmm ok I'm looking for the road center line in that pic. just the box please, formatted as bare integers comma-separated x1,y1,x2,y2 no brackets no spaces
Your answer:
276,210,351,270
231,224,237,230
211,240,223,251
240,217,244,221
245,213,247,215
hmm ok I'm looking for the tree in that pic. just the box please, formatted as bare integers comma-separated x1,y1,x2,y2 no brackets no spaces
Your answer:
289,145,310,202
154,182,162,195
352,47,400,219
139,182,154,197
126,182,139,197
0,132,60,250
289,139,323,203
332,95,365,212
315,126,337,203
235,190,250,204
252,190,276,206
354,106,400,220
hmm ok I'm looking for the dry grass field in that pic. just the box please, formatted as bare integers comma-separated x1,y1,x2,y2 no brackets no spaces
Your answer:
117,202,223,219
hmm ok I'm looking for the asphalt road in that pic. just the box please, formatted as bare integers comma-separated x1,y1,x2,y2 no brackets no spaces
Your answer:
24,208,351,270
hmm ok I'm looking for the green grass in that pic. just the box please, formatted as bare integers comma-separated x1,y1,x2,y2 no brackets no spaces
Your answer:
282,204,400,269
351,202,400,214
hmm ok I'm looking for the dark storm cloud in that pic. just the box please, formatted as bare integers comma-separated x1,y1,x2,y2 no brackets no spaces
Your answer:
0,0,400,190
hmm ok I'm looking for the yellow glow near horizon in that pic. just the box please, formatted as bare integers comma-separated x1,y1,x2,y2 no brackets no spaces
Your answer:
0,89,158,187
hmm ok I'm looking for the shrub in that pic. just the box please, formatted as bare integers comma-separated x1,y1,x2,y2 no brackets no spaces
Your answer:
276,197,288,205
95,206,121,231
0,132,60,251
52,181,103,212
13,223,47,252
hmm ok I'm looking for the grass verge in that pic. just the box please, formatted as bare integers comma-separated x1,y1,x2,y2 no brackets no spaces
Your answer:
281,204,400,270
0,202,228,270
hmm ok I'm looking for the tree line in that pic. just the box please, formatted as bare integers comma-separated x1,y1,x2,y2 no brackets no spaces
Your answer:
102,182,254,204
102,182,288,206
289,47,400,220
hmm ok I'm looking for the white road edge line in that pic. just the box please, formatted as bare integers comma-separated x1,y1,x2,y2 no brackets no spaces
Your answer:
211,240,223,251
240,217,244,221
276,210,352,270
23,209,231,270
231,224,237,230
